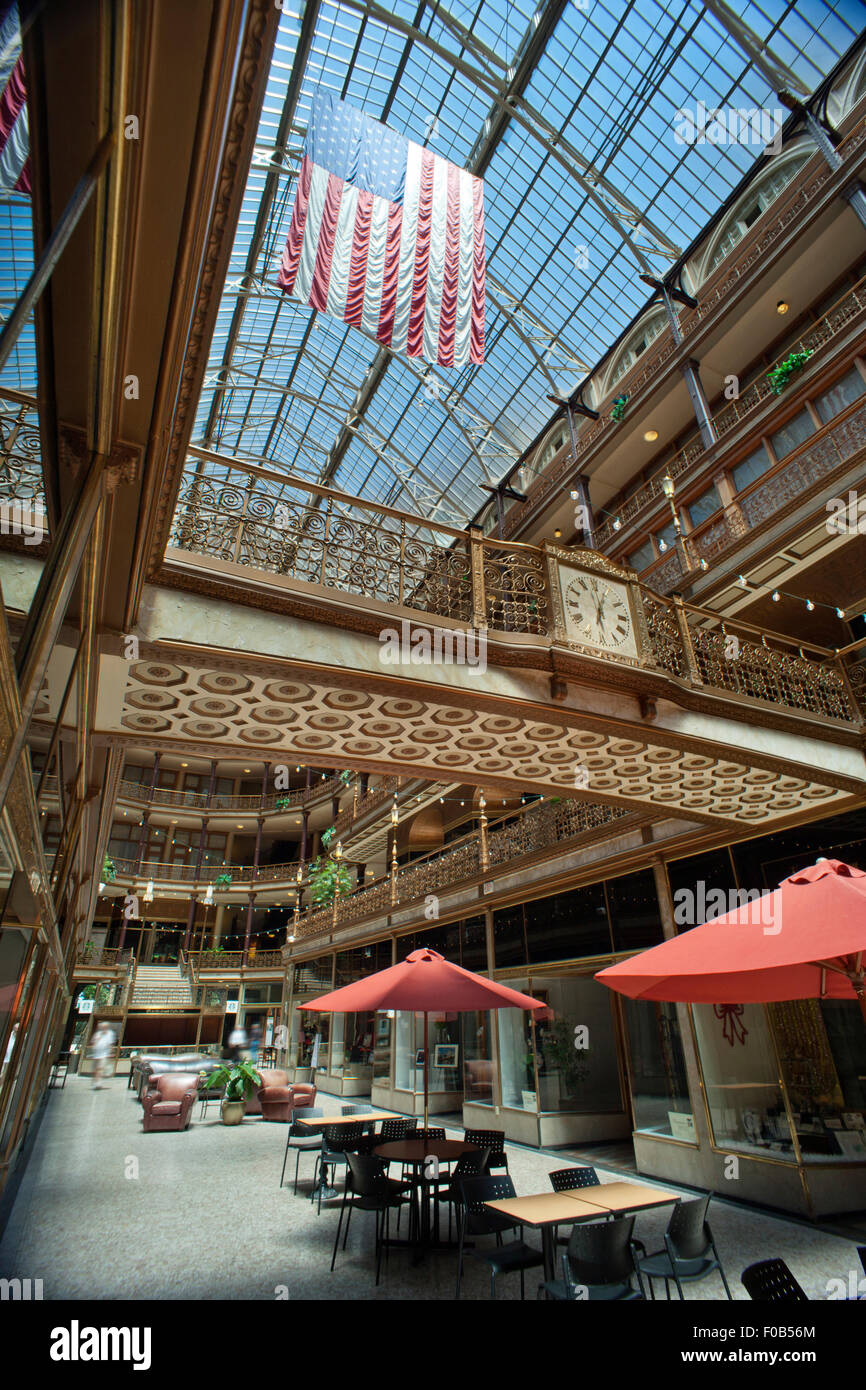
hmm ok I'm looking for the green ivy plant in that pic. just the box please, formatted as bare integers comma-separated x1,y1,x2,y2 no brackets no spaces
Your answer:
610,393,628,423
274,795,292,811
320,826,336,850
215,871,233,887
766,349,811,395
339,770,352,785
308,854,352,908
102,856,117,883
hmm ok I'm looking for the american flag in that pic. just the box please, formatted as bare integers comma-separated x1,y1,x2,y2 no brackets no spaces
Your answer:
0,4,29,196
278,92,485,368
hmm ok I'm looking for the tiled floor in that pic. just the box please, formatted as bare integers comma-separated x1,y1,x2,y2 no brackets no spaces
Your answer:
0,1076,862,1301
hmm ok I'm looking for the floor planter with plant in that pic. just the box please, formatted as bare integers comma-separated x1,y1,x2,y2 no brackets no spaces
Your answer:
201,1061,262,1124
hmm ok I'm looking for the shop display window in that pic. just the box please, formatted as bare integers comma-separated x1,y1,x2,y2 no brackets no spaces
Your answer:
692,1002,792,1158
623,998,694,1140
498,975,622,1113
394,1011,461,1094
770,1000,866,1163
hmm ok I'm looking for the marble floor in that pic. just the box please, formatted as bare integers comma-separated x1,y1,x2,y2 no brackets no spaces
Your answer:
0,1076,862,1301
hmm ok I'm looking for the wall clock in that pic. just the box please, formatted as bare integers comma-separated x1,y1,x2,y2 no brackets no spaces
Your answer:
557,566,638,658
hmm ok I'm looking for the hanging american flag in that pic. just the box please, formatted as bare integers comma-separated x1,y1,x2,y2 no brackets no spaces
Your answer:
0,3,30,196
278,92,485,368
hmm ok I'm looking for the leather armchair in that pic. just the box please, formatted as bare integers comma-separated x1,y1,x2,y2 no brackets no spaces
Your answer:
258,1079,318,1123
141,1073,199,1132
465,1060,495,1102
246,1067,290,1116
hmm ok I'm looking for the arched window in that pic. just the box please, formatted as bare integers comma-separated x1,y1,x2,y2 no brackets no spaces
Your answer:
698,147,813,280
604,309,669,393
523,422,569,485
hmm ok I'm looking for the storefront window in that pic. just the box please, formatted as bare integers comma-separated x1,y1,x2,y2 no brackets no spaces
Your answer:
497,979,536,1110
532,976,622,1113
372,1012,392,1085
623,999,693,1140
692,1002,792,1158
394,1011,461,1094
770,1000,866,1162
492,904,526,968
462,1009,495,1105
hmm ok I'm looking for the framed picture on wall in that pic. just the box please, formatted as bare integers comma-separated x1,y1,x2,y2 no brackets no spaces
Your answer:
434,1043,459,1068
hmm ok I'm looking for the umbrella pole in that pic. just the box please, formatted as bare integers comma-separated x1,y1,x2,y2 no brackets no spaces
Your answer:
423,1012,429,1129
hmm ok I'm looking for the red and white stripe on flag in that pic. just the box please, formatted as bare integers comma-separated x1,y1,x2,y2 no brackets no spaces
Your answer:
278,144,485,369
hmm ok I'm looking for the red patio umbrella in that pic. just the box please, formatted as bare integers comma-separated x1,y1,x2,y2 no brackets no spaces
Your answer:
299,948,544,1125
596,859,866,1024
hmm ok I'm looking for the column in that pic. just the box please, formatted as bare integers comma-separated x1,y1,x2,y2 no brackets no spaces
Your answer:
243,813,264,965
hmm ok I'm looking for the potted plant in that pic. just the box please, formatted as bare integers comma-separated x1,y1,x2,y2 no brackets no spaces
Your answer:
201,1061,262,1125
215,871,233,888
102,856,117,884
274,795,292,811
610,393,628,423
308,854,352,908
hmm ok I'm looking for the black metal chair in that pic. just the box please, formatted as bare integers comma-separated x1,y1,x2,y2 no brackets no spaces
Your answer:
341,1103,373,1114
549,1166,600,1191
331,1153,412,1285
412,1126,446,1142
455,1175,544,1299
464,1127,508,1173
433,1147,491,1242
539,1216,645,1301
548,1166,602,1244
634,1196,733,1299
741,1258,809,1302
313,1122,366,1214
280,1106,323,1193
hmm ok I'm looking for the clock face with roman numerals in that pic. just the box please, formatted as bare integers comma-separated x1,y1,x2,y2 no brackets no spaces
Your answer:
560,571,636,655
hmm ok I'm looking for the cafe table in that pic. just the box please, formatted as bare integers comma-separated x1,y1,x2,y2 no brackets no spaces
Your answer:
482,1192,611,1283
375,1138,477,1254
561,1181,679,1217
282,1111,395,1203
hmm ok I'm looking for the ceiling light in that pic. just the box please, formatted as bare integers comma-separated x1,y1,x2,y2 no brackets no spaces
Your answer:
554,528,562,539
181,762,188,768
643,429,658,442
243,768,250,773
776,300,789,314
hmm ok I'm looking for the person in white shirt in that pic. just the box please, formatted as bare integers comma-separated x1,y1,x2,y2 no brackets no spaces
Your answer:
89,1022,116,1089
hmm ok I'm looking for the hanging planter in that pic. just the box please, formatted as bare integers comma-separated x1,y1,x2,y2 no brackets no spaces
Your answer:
320,826,336,850
274,795,292,811
610,393,628,423
339,770,352,785
102,856,117,883
215,871,233,888
766,349,811,395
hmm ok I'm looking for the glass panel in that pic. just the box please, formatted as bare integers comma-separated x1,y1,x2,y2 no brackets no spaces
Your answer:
525,882,610,964
533,976,622,1113
770,409,815,461
394,1010,416,1091
0,929,30,1085
492,903,526,968
373,1012,392,1086
814,366,865,424
666,849,737,931
692,1002,793,1159
626,540,655,572
460,915,487,971
687,486,721,527
497,978,535,1110
732,443,772,492
770,1000,866,1162
606,870,663,951
623,999,693,1139
462,1009,495,1106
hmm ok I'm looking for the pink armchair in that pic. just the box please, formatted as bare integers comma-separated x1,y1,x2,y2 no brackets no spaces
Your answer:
260,1080,318,1123
246,1067,290,1116
141,1073,198,1132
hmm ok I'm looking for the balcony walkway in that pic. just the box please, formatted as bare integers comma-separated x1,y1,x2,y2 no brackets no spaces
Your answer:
0,1077,860,1301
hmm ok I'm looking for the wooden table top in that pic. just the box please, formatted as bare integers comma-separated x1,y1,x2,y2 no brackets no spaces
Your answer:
563,1181,678,1213
293,1112,394,1129
375,1138,476,1163
484,1193,607,1228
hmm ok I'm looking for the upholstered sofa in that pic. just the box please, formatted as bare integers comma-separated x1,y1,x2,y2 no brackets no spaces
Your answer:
134,1055,222,1100
141,1073,199,1132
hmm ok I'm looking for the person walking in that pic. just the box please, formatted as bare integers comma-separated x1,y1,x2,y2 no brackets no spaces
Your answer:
248,1021,262,1066
89,1021,116,1090
227,1023,247,1063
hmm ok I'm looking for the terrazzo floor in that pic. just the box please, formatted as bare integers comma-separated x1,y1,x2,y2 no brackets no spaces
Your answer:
0,1076,862,1301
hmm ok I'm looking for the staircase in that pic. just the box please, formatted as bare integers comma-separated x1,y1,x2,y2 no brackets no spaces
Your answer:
130,964,194,1009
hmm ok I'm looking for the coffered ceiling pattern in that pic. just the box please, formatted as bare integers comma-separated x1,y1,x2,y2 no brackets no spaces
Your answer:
100,656,854,827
